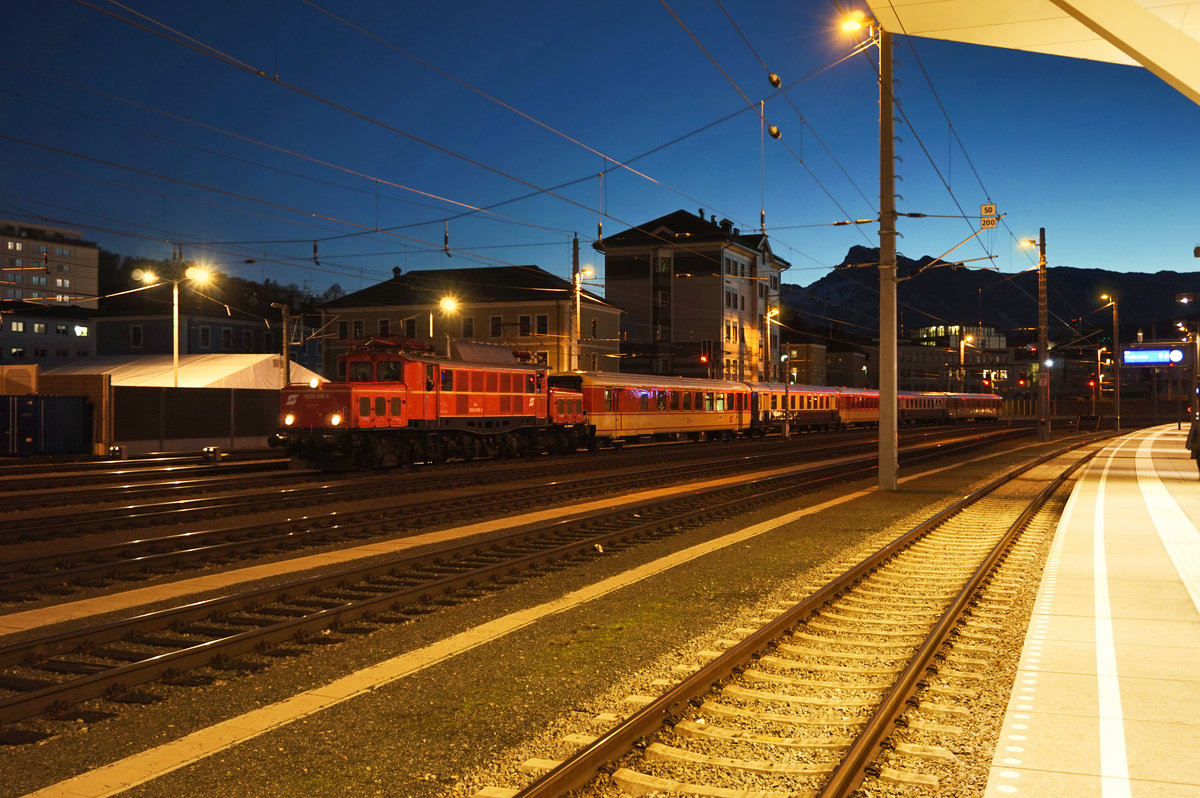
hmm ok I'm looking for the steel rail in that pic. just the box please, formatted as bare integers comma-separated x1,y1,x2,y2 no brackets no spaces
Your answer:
511,439,1098,798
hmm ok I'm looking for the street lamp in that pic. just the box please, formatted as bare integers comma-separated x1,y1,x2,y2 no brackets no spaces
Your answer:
958,333,974,392
1021,231,1050,441
1179,293,1198,420
431,295,458,357
134,265,211,388
1100,293,1120,430
572,267,594,371
270,302,291,387
844,9,899,490
764,307,780,382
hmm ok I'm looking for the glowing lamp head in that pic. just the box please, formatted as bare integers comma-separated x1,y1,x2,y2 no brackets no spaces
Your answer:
309,377,320,389
284,413,295,426
329,413,342,427
439,296,458,313
841,10,867,31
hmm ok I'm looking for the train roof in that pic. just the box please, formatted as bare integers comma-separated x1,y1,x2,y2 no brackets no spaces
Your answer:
554,371,747,391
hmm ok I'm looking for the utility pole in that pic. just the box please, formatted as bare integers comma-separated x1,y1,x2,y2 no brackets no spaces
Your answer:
877,26,899,490
1037,228,1050,441
271,302,290,386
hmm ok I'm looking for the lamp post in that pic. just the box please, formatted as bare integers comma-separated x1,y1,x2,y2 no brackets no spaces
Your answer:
1095,346,1107,416
1178,294,1198,420
431,296,458,357
1021,231,1050,441
958,333,974,392
572,267,594,371
764,307,780,382
1100,293,1120,430
844,9,898,491
135,265,211,388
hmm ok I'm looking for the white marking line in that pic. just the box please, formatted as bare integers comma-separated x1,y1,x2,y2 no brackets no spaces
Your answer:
18,449,1014,798
1136,430,1200,615
1093,439,1131,798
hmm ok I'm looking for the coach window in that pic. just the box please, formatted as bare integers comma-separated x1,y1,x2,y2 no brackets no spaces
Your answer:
604,387,615,411
704,392,714,411
639,391,650,412
656,390,667,411
378,361,400,381
670,391,680,411
716,393,726,411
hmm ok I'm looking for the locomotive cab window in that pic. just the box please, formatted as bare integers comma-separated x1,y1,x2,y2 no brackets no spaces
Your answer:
441,369,454,391
525,374,535,393
378,361,400,381
348,361,372,382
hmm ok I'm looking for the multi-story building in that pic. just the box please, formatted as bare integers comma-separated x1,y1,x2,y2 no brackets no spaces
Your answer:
1,219,99,308
597,209,790,381
318,265,621,376
0,300,96,367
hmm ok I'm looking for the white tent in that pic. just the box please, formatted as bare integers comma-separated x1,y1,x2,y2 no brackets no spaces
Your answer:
42,354,324,389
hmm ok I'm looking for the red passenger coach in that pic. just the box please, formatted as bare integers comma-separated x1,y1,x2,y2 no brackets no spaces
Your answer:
273,339,592,469
549,372,748,446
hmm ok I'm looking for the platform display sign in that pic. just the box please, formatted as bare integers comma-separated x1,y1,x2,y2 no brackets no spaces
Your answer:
1122,347,1185,366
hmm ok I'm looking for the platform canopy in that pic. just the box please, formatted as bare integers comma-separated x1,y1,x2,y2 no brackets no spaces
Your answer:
866,0,1200,105
42,354,323,389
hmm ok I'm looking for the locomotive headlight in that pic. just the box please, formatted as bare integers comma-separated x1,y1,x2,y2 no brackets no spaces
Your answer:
329,413,343,426
284,413,295,426
309,377,320,389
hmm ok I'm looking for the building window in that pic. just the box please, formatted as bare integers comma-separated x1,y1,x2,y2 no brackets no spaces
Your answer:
33,322,46,334
131,325,143,349
9,347,24,358
10,321,24,333
403,318,416,338
379,319,389,336
352,320,364,339
590,318,597,339
518,315,531,337
56,324,67,335
337,320,349,340
462,316,474,338
199,326,211,349
242,330,253,349
7,241,21,251
55,278,69,288
490,315,503,337
535,351,548,364
221,328,233,350
535,314,548,336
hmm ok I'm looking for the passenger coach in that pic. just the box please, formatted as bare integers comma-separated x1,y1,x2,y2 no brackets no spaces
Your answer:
548,372,748,446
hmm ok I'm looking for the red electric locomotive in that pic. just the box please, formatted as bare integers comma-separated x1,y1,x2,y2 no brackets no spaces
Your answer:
272,339,592,469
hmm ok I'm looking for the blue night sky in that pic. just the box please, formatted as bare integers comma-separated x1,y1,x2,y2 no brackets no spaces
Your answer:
2,0,1198,298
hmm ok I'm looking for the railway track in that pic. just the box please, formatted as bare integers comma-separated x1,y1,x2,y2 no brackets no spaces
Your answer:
491,438,1098,798
0,428,1024,600
0,428,1023,740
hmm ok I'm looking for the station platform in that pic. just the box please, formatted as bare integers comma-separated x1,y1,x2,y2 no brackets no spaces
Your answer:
985,424,1200,796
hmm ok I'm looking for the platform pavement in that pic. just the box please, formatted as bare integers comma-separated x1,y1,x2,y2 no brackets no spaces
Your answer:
985,424,1200,797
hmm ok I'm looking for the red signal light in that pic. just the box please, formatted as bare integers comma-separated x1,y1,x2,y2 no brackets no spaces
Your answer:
699,354,709,364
